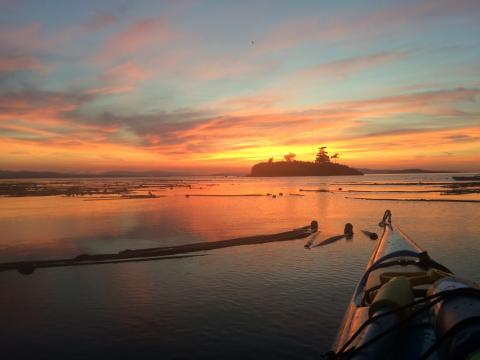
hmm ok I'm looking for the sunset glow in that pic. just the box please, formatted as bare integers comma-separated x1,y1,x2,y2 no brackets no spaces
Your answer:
1,1,479,173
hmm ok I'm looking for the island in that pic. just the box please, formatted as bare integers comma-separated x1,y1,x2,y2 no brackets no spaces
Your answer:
250,147,363,177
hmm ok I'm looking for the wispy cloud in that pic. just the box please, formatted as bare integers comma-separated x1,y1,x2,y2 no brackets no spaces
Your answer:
86,11,118,31
297,51,406,80
0,54,47,74
256,0,480,54
98,17,174,61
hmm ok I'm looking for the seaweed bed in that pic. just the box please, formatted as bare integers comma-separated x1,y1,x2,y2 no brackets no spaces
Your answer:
1,180,479,198
0,180,195,198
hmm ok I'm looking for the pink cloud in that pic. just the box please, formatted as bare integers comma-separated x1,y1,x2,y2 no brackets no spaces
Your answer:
0,12,119,74
0,54,47,73
88,61,152,94
84,85,136,96
219,92,288,112
338,87,480,114
103,61,150,83
0,23,44,52
187,58,274,81
99,17,173,61
297,52,405,80
86,11,117,31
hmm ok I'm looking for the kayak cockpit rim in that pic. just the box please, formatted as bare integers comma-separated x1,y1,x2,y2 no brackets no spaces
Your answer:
353,248,421,306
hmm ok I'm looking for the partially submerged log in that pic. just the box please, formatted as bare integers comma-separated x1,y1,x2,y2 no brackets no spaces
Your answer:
0,223,317,274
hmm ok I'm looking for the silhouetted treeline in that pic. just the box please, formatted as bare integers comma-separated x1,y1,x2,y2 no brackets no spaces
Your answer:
250,161,363,177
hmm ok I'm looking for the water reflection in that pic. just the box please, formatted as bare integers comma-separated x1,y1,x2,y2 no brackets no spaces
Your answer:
0,174,479,262
0,174,479,359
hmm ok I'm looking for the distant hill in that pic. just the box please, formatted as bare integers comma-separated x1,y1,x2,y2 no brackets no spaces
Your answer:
356,168,458,174
0,170,189,179
209,172,243,177
250,161,363,177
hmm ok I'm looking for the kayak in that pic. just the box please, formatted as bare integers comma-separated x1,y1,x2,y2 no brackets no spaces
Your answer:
326,210,480,360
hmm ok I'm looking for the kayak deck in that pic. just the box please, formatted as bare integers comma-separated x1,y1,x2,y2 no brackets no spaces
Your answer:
333,226,431,358
330,210,480,360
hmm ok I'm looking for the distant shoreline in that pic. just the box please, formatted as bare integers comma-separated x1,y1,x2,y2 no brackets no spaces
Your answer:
0,170,241,179
357,168,459,174
0,168,466,179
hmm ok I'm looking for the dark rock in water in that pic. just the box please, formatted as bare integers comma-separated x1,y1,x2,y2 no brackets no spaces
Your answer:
18,263,35,275
361,230,378,240
338,187,342,191
344,223,354,237
279,192,283,196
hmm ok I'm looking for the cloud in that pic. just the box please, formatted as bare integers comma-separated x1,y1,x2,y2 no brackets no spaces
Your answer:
0,54,47,74
297,51,406,80
47,86,478,157
0,23,44,52
86,11,117,31
104,62,149,83
445,134,476,142
1,76,478,170
98,17,173,61
0,89,94,123
87,61,152,94
256,0,480,54
316,87,480,126
0,11,119,77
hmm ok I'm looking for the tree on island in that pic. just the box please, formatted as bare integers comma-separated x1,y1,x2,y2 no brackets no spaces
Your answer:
284,152,296,162
331,153,339,163
315,146,330,164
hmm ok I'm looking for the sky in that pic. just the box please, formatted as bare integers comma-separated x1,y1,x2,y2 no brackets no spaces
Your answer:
0,0,479,173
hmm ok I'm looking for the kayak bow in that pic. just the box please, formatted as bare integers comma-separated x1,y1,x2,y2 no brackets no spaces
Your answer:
329,210,480,360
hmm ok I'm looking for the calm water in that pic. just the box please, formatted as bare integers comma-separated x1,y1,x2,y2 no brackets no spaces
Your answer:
0,174,479,359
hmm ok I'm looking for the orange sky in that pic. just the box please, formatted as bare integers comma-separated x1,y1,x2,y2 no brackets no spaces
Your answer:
1,1,479,173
